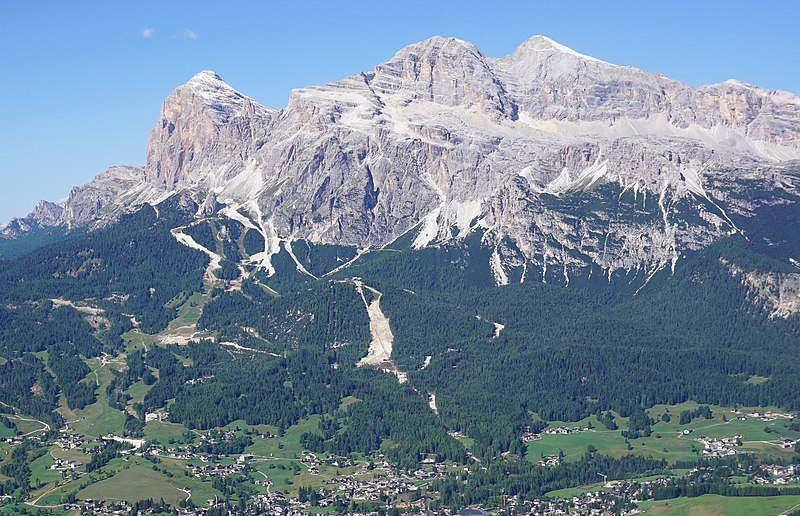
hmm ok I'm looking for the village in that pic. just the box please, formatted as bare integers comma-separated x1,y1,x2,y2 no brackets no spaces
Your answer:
1,400,798,515
756,464,800,485
731,409,796,422
696,435,743,457
246,463,434,513
543,425,593,435
521,424,593,443
537,454,562,467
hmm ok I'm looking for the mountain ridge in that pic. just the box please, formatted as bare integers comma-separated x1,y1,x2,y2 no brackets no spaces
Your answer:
4,35,799,295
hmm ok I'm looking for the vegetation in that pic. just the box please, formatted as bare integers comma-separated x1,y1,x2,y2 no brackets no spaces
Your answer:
0,201,206,333
0,201,798,511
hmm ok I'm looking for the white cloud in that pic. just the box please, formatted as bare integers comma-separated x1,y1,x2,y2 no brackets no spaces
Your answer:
184,28,198,40
140,27,156,39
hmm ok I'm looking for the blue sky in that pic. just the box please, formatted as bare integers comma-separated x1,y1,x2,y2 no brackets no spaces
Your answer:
2,0,799,223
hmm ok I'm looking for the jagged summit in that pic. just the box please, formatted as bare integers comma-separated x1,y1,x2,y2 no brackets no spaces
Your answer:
188,69,224,82
508,34,612,65
145,69,274,190
365,34,512,115
390,35,483,58
177,69,255,113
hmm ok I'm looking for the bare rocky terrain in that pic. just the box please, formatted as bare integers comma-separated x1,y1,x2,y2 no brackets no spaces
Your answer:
4,35,799,308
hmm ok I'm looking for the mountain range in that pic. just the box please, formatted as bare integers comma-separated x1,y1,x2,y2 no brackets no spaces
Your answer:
1,35,799,512
3,35,800,308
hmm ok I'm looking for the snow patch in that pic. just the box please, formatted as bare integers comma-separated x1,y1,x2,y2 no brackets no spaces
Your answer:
544,167,572,194
411,200,483,249
526,35,612,65
450,200,483,238
679,166,708,199
492,322,504,338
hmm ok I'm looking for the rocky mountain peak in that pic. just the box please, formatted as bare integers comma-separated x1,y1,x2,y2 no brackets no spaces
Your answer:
492,34,623,83
144,70,274,190
29,200,65,227
174,70,267,121
509,35,612,64
0,200,65,238
367,35,515,118
390,35,483,60
188,69,224,84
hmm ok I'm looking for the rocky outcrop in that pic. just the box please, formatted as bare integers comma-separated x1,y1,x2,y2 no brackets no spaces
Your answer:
722,258,800,318
2,199,66,237
29,200,64,227
60,166,148,227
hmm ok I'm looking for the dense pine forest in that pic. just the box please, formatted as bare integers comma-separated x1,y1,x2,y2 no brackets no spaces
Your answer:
0,200,798,511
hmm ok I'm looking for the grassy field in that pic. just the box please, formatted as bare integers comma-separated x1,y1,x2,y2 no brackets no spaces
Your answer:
165,292,211,332
63,359,126,438
245,415,321,459
546,473,682,499
28,450,62,487
339,396,361,410
639,494,800,515
77,464,186,506
124,381,152,405
144,420,189,443
452,433,476,450
8,415,48,435
147,456,223,505
525,428,642,463
122,329,158,353
220,419,278,436
240,415,371,498
37,456,223,507
51,446,90,464
0,423,16,439
525,403,800,465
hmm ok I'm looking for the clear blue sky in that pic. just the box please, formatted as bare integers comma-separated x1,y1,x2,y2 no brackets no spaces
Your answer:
2,0,798,223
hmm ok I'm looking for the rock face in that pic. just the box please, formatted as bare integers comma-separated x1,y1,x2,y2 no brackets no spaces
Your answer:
145,71,275,190
2,165,157,237
6,35,800,288
60,166,151,227
2,200,64,238
29,200,65,227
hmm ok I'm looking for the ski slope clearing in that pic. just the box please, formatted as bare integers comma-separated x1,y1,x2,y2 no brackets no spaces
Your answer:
171,226,222,283
219,341,281,357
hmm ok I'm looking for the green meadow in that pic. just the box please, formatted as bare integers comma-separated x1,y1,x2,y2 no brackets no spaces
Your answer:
526,403,800,465
638,493,800,515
